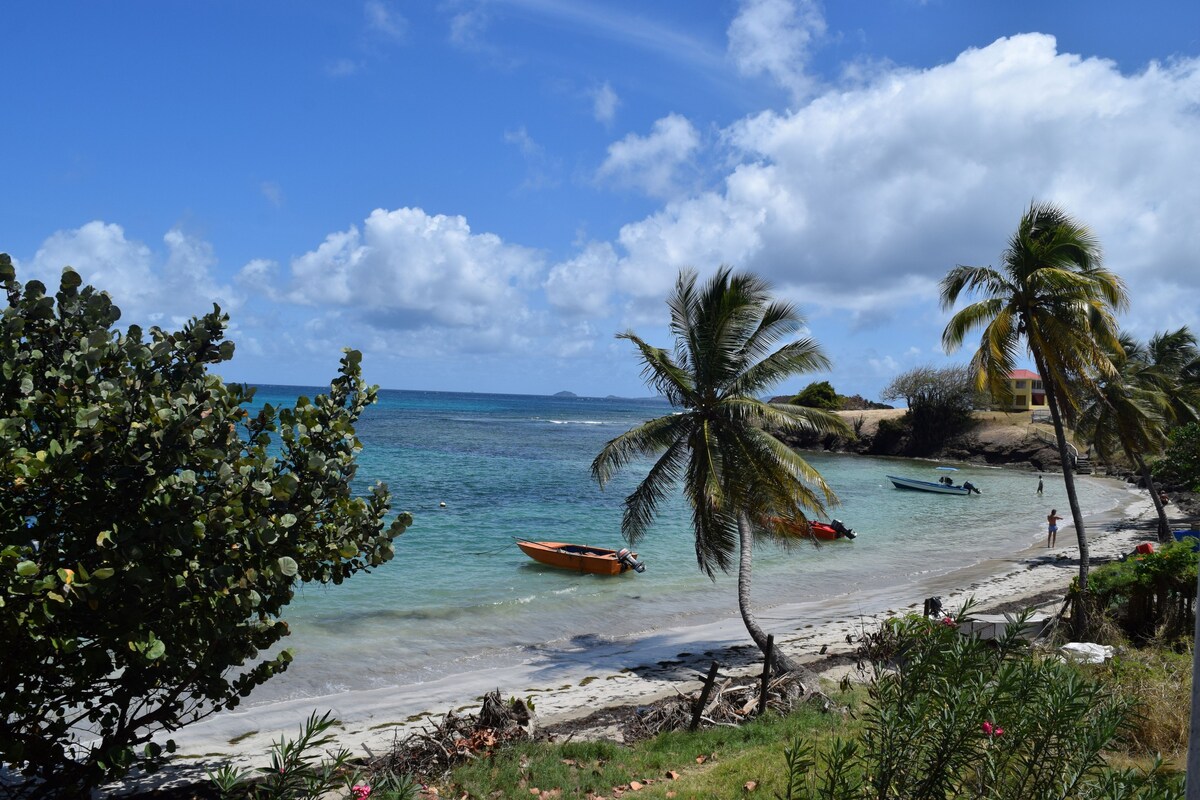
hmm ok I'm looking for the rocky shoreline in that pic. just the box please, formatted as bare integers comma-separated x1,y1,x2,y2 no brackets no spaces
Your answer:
779,408,1200,516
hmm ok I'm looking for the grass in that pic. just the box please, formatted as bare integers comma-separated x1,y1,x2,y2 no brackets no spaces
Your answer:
443,689,864,799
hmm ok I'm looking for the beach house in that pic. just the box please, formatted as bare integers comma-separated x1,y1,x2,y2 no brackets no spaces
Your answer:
1001,369,1048,412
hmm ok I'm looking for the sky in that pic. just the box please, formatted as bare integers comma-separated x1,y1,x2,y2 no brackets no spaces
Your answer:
3,1,1199,400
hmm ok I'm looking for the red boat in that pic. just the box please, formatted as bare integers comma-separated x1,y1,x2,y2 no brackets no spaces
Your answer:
764,517,857,541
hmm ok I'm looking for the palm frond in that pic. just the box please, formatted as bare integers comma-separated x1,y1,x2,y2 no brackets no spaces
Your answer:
591,412,693,487
615,331,694,408
620,438,690,546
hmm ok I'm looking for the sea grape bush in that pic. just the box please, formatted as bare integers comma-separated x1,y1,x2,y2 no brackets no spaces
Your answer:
0,255,411,797
777,608,1184,799
1152,422,1200,493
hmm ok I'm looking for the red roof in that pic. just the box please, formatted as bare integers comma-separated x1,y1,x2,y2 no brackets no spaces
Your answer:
1009,369,1040,380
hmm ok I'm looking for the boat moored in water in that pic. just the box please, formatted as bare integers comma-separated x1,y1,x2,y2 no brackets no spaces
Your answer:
515,539,646,574
888,475,980,495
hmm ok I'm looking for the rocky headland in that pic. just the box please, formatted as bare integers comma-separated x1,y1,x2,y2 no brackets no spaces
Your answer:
779,408,1200,515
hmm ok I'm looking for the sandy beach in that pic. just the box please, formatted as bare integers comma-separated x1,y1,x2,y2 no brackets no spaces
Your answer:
126,480,1190,792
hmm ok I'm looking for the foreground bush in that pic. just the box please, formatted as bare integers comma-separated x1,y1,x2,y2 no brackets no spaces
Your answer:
779,610,1184,799
1088,540,1198,642
0,256,410,797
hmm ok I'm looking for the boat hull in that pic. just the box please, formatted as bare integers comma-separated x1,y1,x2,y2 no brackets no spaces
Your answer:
516,540,637,575
887,475,972,495
764,517,855,541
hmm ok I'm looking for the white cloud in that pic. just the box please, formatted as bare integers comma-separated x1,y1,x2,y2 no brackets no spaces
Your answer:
728,0,825,101
591,82,619,125
27,222,240,328
545,242,618,316
597,113,701,198
281,207,543,332
595,34,1200,338
260,181,283,207
365,0,407,41
326,58,362,77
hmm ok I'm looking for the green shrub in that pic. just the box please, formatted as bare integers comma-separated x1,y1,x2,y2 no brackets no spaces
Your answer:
0,256,411,797
1152,422,1200,492
792,380,840,410
1088,541,1198,641
778,608,1184,799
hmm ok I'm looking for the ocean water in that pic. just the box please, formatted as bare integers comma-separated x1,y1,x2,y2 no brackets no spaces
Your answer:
245,386,1134,705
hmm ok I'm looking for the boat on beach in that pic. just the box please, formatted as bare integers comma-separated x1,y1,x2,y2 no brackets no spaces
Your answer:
888,475,979,495
515,539,646,574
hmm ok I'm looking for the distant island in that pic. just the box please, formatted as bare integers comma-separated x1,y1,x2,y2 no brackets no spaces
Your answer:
552,391,578,398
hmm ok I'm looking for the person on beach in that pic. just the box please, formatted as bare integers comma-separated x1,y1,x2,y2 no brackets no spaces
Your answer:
1047,509,1063,547
1037,475,1043,496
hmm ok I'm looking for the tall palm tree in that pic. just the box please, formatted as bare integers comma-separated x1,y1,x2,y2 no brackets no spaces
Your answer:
592,267,848,675
1076,332,1176,541
940,202,1127,605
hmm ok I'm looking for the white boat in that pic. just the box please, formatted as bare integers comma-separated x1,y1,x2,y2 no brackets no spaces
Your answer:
887,475,979,495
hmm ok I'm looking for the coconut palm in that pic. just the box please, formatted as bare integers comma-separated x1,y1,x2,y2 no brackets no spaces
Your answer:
591,267,848,675
940,202,1128,602
1076,333,1176,541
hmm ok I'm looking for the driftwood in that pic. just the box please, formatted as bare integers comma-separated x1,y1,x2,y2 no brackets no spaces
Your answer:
369,690,535,780
624,670,811,741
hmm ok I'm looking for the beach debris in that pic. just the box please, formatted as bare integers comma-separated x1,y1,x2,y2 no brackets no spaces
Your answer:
370,690,536,780
1059,642,1114,663
622,671,811,740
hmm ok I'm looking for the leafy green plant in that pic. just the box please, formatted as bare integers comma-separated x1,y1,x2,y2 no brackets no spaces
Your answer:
210,711,352,800
778,608,1184,799
0,256,412,796
792,380,841,410
1088,540,1198,641
1152,422,1200,492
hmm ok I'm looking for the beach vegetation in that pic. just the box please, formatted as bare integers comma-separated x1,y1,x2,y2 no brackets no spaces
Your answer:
880,364,981,454
591,267,849,675
791,380,841,410
1085,539,1198,643
1077,328,1199,540
1153,422,1200,494
445,699,852,799
0,256,410,797
778,610,1184,799
940,202,1128,620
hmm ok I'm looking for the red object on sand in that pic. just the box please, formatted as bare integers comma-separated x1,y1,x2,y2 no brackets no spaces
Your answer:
1135,542,1155,555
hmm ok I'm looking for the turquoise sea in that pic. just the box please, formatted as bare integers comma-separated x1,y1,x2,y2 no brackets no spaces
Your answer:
247,386,1134,706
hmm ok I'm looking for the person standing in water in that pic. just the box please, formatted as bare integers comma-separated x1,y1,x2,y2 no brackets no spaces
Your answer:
1036,475,1044,496
1047,509,1063,547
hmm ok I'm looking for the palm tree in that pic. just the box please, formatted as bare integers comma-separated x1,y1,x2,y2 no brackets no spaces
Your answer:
1076,332,1177,541
940,202,1127,605
591,267,848,675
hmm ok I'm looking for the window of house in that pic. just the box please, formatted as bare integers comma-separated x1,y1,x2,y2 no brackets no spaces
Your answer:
1014,380,1026,389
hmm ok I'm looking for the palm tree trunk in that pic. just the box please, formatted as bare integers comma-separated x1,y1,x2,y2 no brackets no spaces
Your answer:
736,512,820,685
1135,455,1171,543
1033,352,1091,629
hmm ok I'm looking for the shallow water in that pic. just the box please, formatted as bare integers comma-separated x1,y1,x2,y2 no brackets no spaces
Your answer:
246,387,1132,705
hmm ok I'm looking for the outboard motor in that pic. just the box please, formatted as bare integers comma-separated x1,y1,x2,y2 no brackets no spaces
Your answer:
616,548,646,573
830,519,856,540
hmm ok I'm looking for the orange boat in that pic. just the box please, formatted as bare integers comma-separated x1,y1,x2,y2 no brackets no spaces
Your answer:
515,539,646,575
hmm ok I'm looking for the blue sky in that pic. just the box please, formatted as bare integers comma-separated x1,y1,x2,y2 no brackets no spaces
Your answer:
3,1,1199,400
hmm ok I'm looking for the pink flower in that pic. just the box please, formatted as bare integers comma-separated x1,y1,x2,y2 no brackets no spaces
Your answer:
941,616,955,627
994,726,1004,737
981,721,1004,737
981,721,993,735
351,784,372,799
